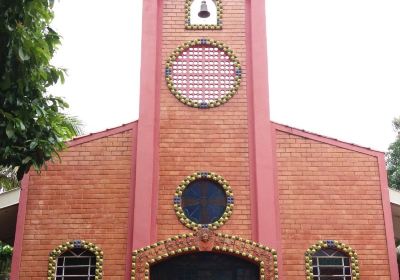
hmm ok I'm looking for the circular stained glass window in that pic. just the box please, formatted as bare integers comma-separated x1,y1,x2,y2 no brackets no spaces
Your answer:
165,38,242,109
182,179,227,224
174,172,234,230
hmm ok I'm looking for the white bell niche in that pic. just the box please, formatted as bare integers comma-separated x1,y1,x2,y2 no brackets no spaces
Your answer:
189,0,218,25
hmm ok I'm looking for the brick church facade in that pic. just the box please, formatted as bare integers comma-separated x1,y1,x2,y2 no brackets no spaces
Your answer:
10,0,398,279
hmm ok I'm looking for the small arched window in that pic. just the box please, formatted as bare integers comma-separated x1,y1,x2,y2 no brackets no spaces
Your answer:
305,240,359,280
312,248,351,279
48,240,104,280
55,248,96,280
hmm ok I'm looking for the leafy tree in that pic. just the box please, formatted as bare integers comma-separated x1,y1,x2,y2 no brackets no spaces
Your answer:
387,117,400,190
0,0,82,181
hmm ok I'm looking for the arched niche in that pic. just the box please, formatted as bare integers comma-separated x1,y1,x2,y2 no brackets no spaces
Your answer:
131,230,278,280
185,0,222,30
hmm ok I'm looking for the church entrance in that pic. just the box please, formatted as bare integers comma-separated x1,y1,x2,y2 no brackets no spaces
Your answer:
150,252,259,280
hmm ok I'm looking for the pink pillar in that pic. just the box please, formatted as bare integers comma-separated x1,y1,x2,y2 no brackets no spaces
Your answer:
245,0,282,277
125,2,163,278
10,174,30,280
378,156,400,280
246,0,281,250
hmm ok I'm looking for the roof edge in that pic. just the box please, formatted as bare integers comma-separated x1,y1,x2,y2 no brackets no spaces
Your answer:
272,122,383,157
0,188,20,209
68,121,138,147
389,188,400,206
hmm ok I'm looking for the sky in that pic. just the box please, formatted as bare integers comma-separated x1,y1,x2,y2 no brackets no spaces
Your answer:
50,0,400,152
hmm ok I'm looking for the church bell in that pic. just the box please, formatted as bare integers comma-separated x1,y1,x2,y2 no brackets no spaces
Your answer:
198,1,211,18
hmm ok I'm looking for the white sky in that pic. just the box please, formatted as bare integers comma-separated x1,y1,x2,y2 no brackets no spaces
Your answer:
50,0,400,152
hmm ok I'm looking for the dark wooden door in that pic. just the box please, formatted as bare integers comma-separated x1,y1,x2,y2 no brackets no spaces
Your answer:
150,252,259,280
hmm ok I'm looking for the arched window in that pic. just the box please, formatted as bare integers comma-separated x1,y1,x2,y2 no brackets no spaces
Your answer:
48,240,104,280
312,248,351,279
55,248,96,280
305,240,360,280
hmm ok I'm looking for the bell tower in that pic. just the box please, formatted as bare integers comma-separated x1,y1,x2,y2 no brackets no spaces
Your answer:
130,0,279,273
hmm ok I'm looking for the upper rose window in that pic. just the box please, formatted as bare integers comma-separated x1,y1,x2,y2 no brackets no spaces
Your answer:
165,39,242,109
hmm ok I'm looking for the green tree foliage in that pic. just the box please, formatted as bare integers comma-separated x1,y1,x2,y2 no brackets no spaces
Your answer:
0,166,19,192
387,117,400,190
0,242,12,259
0,241,12,278
0,0,81,181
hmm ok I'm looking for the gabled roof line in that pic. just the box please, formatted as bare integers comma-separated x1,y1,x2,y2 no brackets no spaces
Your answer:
66,119,382,156
67,121,138,147
272,121,383,157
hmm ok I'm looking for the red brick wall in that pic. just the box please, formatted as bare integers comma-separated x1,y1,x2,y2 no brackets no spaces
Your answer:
275,129,390,279
157,0,252,240
19,128,135,280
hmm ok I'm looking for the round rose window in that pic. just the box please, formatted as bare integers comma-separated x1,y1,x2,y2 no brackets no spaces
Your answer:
165,38,242,109
181,178,227,225
173,171,234,230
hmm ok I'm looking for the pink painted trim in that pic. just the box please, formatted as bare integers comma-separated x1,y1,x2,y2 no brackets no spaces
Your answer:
246,0,280,254
272,122,382,157
10,173,30,280
68,122,136,148
124,123,138,279
150,0,163,245
245,0,258,244
125,0,163,277
270,127,284,278
377,155,399,280
129,0,162,269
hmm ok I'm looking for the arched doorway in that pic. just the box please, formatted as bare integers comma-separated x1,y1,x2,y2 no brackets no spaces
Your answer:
150,252,259,280
132,231,278,279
